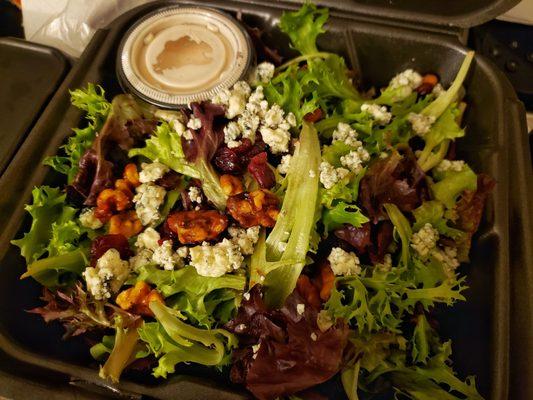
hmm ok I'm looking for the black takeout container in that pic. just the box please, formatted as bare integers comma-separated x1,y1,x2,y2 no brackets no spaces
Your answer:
0,38,68,177
0,1,531,399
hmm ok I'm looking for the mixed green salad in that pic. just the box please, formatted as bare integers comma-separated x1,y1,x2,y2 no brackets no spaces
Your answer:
13,3,495,400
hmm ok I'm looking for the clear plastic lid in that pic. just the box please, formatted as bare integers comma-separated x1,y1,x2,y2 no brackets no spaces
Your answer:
118,6,253,108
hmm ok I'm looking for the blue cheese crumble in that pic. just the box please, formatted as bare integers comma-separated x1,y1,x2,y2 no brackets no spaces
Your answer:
83,249,130,300
229,225,260,255
152,240,182,271
328,247,361,276
411,223,439,258
332,122,360,147
189,239,244,277
319,161,349,189
133,183,166,226
361,103,392,125
79,208,103,230
139,162,169,184
436,159,466,173
408,112,436,136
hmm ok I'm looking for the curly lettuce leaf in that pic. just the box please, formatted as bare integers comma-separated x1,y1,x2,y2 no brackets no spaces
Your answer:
431,165,477,209
70,83,111,125
136,265,245,327
320,169,365,209
323,202,369,232
43,84,110,182
363,340,483,400
321,141,355,167
139,301,237,378
264,65,319,124
412,201,464,239
279,2,328,56
129,104,228,210
327,268,406,334
129,122,198,177
305,55,361,101
12,186,74,262
411,313,437,364
12,186,90,286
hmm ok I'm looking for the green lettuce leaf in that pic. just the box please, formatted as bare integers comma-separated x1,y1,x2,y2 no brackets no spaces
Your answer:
129,122,227,210
431,166,477,209
323,201,369,232
20,247,89,287
99,317,142,383
305,55,361,101
70,83,111,125
138,302,237,378
421,51,474,120
417,105,465,171
383,203,412,267
279,2,328,56
410,313,436,364
43,84,110,182
363,339,483,400
253,122,321,307
412,201,464,239
12,186,90,286
264,65,319,124
90,335,115,360
12,186,73,263
136,265,245,327
326,269,406,334
321,141,355,167
319,169,365,209
129,122,198,178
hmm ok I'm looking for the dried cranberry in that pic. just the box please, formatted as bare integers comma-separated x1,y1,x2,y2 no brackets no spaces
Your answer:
248,152,276,189
90,234,132,266
156,170,182,190
232,138,254,155
213,138,269,175
213,146,244,174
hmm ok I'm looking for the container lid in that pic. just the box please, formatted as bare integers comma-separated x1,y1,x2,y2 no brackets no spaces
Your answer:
282,0,521,29
0,38,68,176
118,6,253,108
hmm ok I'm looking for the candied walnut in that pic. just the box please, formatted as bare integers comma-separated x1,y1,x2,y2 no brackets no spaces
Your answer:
226,189,279,228
95,188,132,222
123,163,140,187
90,234,132,267
114,179,134,197
167,210,228,244
220,174,244,196
116,281,163,317
108,210,143,238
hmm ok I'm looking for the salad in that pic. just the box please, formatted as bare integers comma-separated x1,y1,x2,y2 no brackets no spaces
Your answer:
13,3,495,400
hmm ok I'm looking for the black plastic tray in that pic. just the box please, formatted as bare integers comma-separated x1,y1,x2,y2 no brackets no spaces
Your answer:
0,37,68,176
0,1,530,399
